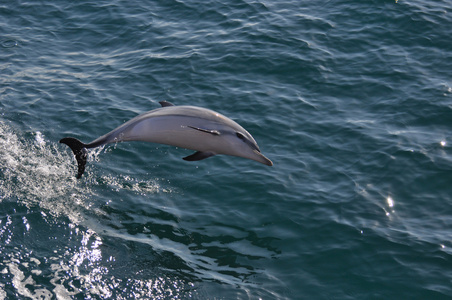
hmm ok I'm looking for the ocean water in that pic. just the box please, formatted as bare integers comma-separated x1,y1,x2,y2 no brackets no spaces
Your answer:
1,0,452,299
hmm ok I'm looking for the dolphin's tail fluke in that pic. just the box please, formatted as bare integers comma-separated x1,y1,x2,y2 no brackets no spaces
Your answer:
60,137,88,179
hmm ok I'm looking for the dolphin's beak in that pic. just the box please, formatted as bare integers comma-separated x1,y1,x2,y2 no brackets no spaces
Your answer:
253,150,273,166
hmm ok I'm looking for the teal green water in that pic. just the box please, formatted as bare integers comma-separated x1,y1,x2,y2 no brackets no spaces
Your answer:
1,0,452,299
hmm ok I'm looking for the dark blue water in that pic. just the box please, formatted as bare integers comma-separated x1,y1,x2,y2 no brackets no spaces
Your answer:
1,0,452,299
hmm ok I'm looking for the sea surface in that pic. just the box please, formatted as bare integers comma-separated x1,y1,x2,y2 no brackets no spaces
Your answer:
1,0,452,299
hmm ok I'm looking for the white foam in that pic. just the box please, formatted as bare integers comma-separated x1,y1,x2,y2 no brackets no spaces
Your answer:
0,121,168,222
0,121,88,222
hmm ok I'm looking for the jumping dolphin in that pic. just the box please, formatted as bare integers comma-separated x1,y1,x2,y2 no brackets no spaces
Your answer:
60,101,273,178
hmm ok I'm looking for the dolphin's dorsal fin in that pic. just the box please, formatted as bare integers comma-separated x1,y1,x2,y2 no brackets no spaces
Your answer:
187,126,220,135
183,151,215,161
159,101,175,107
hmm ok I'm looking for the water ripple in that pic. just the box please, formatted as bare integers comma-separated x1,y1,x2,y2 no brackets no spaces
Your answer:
0,39,18,48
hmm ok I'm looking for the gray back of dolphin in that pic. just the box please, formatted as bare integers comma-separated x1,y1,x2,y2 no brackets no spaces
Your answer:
60,101,272,178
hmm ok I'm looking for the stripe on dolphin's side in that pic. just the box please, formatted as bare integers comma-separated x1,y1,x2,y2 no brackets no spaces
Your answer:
187,126,220,136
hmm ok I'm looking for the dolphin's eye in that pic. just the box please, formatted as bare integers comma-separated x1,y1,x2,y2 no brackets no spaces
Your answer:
236,131,260,151
236,132,246,141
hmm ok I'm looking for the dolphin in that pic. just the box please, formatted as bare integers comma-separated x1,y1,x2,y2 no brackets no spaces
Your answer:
60,101,273,178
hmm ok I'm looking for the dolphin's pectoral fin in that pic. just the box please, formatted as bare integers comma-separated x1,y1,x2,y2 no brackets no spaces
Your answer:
187,126,220,136
159,101,175,107
183,151,216,161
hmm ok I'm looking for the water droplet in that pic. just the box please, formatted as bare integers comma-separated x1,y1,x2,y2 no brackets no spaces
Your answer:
387,196,394,207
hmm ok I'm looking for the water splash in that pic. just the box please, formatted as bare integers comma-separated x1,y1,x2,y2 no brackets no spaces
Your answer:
0,121,165,222
0,121,89,222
